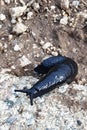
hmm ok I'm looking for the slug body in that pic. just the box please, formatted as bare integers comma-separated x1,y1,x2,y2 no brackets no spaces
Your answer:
15,55,78,105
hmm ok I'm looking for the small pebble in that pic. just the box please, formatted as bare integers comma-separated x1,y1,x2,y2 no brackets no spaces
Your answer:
12,22,27,34
60,15,68,25
61,0,69,10
42,42,52,49
33,2,40,12
72,0,79,8
40,40,45,45
19,0,25,5
11,18,16,24
8,35,13,41
0,14,6,21
4,0,10,4
50,5,56,10
9,6,27,18
11,65,16,69
77,120,82,126
79,12,87,19
18,17,22,22
0,24,2,28
14,44,21,51
27,12,33,19
51,51,58,56
19,55,31,67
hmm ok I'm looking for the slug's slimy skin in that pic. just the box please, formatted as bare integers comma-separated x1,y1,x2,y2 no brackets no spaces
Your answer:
34,55,66,75
15,55,78,105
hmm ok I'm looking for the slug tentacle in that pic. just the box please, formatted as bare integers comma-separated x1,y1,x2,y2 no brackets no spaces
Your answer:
15,55,78,105
15,89,34,105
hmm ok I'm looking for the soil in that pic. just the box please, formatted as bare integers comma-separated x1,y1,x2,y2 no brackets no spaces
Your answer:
0,0,87,84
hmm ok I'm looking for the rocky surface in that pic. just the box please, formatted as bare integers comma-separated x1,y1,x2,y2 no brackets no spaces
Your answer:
0,69,87,130
0,0,87,129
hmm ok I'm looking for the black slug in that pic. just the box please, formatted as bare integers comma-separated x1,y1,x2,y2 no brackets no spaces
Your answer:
15,55,78,105
34,55,67,75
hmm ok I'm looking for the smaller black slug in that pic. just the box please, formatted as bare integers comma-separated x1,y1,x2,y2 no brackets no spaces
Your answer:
15,55,78,105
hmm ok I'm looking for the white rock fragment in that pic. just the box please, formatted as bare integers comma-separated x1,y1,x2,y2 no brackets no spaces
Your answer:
19,0,25,5
27,12,33,19
19,55,31,67
60,15,68,25
33,2,40,12
8,34,13,41
13,22,27,34
0,68,11,74
11,18,16,24
9,6,27,18
14,44,21,51
50,5,56,10
4,0,10,4
11,65,16,69
4,43,8,49
0,24,2,28
27,0,35,6
42,42,52,49
18,17,22,22
40,40,45,45
53,14,59,22
0,14,6,21
51,51,58,56
73,48,77,53
61,0,69,10
31,31,36,38
79,11,87,18
72,0,79,8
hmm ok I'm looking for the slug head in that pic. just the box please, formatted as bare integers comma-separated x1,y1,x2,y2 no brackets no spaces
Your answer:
15,89,33,105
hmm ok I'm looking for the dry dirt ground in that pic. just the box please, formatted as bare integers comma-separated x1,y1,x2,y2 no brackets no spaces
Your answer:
0,0,87,84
